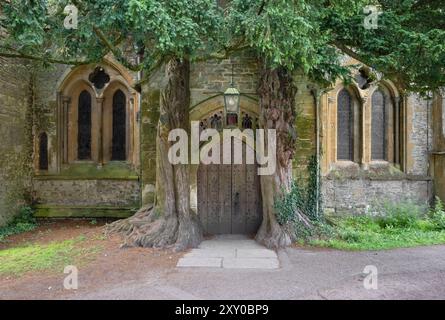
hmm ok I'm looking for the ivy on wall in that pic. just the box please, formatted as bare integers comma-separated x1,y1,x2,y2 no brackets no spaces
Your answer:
274,154,323,225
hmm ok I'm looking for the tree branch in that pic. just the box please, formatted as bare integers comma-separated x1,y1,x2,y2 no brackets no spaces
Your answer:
133,54,166,89
70,0,142,71
330,40,371,66
194,38,249,62
92,26,142,72
0,50,91,66
258,0,268,15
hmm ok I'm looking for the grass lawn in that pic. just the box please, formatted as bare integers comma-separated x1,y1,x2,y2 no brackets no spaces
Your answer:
0,207,101,277
309,213,445,250
0,235,101,276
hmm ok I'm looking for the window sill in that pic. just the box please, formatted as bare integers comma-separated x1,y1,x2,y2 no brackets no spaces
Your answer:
330,161,361,170
325,161,424,181
35,162,138,180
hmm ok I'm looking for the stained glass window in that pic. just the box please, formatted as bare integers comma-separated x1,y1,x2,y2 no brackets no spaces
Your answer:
337,89,353,161
77,90,92,160
112,90,126,161
371,90,386,160
39,132,48,170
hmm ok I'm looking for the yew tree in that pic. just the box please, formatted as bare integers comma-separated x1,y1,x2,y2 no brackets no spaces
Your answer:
1,0,444,249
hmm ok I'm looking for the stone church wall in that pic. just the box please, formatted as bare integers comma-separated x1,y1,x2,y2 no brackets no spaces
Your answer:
17,61,142,218
0,52,437,221
321,92,432,215
0,57,32,226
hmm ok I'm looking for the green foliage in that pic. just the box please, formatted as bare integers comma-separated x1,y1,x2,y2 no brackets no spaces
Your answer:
304,155,322,221
1,0,223,70
429,196,445,231
373,201,424,229
274,154,322,226
310,200,445,250
0,206,36,242
274,180,305,225
322,0,445,94
1,1,444,92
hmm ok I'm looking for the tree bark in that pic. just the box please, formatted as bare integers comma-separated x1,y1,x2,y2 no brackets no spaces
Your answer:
106,57,202,251
255,64,312,249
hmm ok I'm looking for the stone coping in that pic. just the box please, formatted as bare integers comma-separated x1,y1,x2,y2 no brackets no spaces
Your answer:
33,175,139,181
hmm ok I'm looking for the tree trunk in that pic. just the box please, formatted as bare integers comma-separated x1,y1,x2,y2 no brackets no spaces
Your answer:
106,57,202,251
255,65,312,249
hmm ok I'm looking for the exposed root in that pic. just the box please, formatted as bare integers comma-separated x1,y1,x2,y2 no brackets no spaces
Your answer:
105,205,154,236
255,220,292,249
175,215,203,251
105,205,202,250
255,207,312,249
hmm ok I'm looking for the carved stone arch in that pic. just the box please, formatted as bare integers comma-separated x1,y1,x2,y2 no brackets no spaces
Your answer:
375,79,400,100
57,59,140,168
57,57,136,95
190,95,260,123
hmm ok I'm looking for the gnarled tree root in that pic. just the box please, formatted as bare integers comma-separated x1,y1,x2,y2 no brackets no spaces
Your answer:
105,205,203,251
255,221,293,249
255,210,313,249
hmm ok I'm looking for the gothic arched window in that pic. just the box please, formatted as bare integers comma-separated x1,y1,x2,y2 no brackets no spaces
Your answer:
371,89,386,160
77,90,92,160
112,89,127,161
337,89,353,161
39,132,48,170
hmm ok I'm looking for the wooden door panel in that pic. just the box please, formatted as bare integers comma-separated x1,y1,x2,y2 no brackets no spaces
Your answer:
198,142,262,235
207,164,220,234
219,164,232,234
231,163,246,234
245,163,260,234
197,164,208,232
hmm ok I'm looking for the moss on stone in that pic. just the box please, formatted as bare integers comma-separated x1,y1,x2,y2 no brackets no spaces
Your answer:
140,88,161,205
293,112,316,180
34,205,136,218
36,162,138,180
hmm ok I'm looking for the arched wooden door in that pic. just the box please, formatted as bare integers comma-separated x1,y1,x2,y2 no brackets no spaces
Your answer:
197,141,262,235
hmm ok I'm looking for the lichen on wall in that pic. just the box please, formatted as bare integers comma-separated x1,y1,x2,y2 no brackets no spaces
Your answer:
140,68,163,205
292,73,317,180
0,58,34,226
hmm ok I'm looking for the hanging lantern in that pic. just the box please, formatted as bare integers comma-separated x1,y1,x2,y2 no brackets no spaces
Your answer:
224,86,240,126
224,87,240,114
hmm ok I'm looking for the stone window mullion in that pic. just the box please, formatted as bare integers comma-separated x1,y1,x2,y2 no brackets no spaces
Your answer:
96,97,104,166
62,96,71,164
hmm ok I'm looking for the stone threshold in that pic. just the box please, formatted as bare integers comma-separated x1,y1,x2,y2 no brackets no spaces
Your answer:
177,236,280,269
